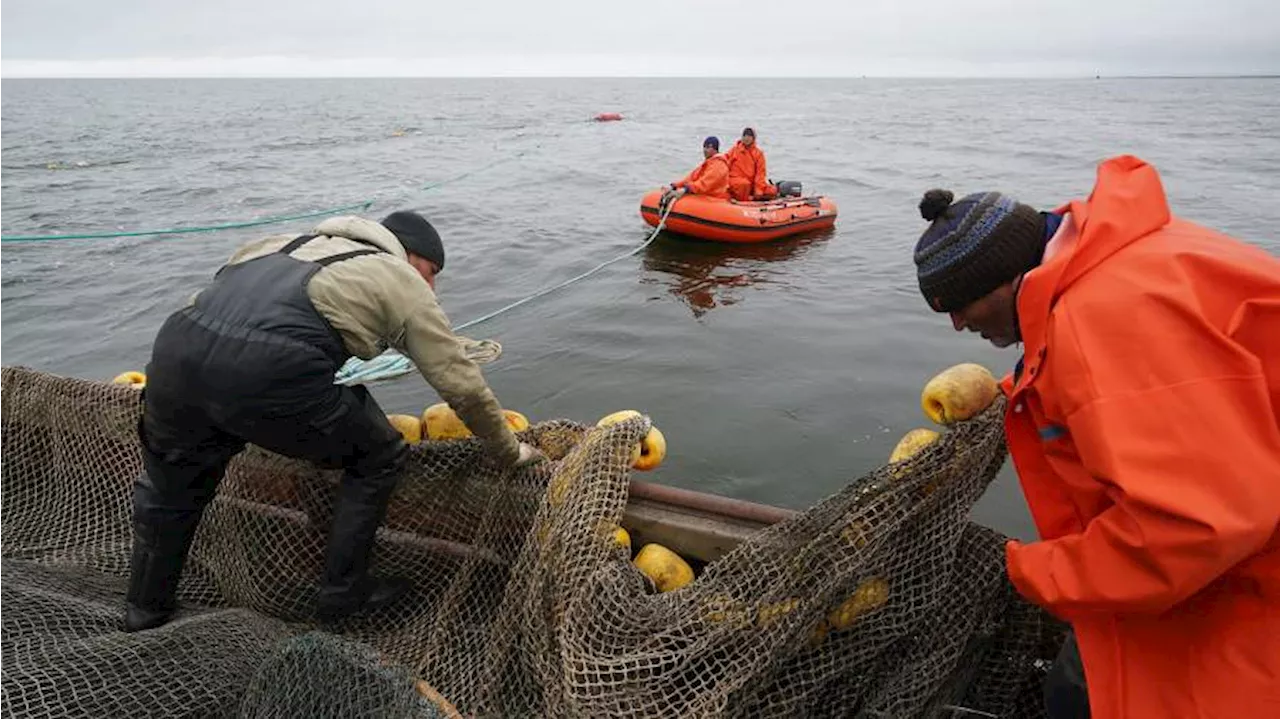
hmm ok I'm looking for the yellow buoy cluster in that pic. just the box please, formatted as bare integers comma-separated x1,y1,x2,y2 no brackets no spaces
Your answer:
109,369,681,592
589,517,692,594
593,410,685,592
690,363,997,639
385,403,531,445
590,519,696,594
614,515,697,597
394,403,668,473
780,362,1000,648
106,367,667,474
887,362,999,466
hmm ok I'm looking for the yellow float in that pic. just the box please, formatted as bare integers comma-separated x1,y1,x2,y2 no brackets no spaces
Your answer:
756,598,801,628
594,520,632,552
547,474,572,507
595,410,667,471
920,363,999,425
422,403,471,439
613,527,632,554
889,428,940,463
503,409,530,432
386,415,423,444
633,543,694,593
828,577,890,630
703,594,751,628
111,371,146,389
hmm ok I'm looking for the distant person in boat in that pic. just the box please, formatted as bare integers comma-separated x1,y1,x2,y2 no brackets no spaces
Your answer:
725,127,777,202
911,154,1280,719
124,211,544,633
662,135,730,207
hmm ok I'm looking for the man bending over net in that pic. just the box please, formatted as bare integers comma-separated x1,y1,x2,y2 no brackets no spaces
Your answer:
125,210,543,632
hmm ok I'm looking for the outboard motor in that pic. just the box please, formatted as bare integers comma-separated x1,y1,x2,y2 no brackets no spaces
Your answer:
775,180,802,198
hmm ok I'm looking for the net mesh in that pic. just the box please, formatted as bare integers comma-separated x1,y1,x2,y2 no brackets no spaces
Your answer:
1,365,1065,718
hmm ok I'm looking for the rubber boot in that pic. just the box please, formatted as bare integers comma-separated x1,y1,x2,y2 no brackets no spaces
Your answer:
315,463,410,621
123,526,193,632
316,576,412,623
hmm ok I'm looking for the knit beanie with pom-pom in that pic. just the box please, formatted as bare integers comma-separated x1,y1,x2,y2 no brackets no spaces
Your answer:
913,188,1046,312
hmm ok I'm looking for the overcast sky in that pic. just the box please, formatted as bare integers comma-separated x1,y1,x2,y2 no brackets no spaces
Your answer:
3,0,1278,78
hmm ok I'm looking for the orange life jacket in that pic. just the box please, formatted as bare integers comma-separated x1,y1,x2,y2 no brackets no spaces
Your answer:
725,141,775,201
674,154,730,199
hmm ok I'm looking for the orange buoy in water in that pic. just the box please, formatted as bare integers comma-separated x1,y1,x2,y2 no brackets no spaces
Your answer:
593,112,624,122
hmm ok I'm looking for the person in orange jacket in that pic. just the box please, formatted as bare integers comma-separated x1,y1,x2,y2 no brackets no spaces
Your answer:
725,127,777,201
663,136,730,207
912,155,1280,719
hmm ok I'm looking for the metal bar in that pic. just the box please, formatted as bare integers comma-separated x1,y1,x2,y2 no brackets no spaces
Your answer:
217,495,506,566
628,479,798,526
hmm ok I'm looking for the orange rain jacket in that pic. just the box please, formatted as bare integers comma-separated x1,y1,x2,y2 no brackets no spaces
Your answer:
1001,155,1280,718
725,140,776,201
673,154,730,199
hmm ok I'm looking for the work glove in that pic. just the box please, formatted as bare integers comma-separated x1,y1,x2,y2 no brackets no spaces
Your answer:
514,442,546,468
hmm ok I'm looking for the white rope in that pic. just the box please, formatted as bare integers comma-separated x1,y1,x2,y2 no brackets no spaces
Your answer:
334,198,678,386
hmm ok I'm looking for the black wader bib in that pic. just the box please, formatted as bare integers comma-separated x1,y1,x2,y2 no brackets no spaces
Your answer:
126,236,409,630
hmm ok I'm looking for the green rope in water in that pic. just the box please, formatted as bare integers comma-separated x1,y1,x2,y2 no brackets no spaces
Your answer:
0,200,375,243
5,141,648,387
1,146,535,244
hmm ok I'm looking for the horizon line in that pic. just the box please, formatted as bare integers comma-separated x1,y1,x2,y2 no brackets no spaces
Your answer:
5,73,1278,80
5,55,1277,81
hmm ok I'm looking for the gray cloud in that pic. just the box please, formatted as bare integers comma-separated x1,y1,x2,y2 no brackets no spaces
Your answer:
4,0,1278,76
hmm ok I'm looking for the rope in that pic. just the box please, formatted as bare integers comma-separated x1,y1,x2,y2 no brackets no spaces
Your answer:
418,150,529,193
335,337,502,387
0,200,375,243
1,146,534,244
6,138,673,386
333,199,679,385
451,195,678,333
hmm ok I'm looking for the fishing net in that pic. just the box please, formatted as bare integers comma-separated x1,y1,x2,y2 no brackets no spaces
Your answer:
1,365,1066,718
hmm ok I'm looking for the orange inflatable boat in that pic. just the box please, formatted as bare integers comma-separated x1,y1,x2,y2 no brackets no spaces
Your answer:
639,189,837,243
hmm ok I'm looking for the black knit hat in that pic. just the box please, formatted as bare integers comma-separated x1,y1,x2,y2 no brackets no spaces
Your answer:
913,189,1046,313
381,210,445,271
